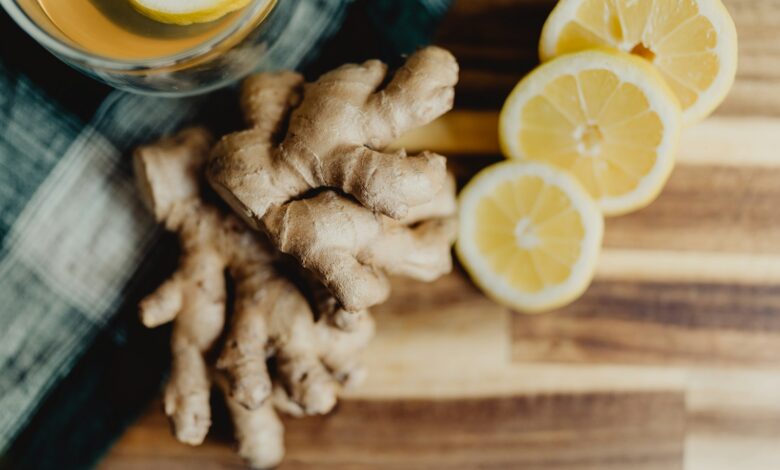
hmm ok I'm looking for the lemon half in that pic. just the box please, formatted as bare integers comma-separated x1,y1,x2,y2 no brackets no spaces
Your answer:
457,161,604,313
129,0,251,25
539,0,738,124
500,49,682,216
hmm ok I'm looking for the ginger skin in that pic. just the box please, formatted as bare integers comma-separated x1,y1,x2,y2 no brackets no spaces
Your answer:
263,177,457,313
135,128,373,468
209,46,457,222
208,47,459,312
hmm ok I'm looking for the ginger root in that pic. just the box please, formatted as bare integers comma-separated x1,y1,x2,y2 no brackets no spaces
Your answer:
135,48,461,468
208,47,459,312
134,128,373,468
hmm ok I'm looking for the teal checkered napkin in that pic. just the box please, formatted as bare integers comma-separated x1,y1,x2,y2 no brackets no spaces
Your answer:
0,0,350,461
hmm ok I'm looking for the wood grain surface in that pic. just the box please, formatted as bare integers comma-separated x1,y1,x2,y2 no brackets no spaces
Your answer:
102,0,780,469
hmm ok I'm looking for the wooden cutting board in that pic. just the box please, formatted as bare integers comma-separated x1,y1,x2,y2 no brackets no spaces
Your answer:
101,1,780,468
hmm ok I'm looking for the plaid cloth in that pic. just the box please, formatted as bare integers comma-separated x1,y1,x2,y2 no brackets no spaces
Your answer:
0,0,451,468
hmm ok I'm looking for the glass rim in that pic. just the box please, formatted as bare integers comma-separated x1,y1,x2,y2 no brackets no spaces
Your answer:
1,0,275,72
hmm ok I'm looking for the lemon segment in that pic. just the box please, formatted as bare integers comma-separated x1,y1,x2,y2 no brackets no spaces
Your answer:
539,0,738,124
500,49,682,216
457,161,604,313
129,0,251,25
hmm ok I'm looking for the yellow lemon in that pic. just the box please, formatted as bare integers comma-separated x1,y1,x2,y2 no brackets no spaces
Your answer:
539,0,738,124
499,49,682,216
129,0,252,25
457,161,604,313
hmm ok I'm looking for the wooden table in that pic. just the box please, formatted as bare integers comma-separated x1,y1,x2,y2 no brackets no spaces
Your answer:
101,1,780,468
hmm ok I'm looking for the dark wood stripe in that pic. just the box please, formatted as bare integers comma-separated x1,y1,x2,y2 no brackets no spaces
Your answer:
102,392,685,470
513,280,780,367
434,0,551,109
432,0,780,117
605,165,780,254
691,409,780,438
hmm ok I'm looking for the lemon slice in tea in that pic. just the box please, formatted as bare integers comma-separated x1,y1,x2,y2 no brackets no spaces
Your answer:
130,0,251,25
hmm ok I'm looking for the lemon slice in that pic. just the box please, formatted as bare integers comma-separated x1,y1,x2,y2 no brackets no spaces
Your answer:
129,0,251,25
457,161,603,313
539,0,738,124
499,49,682,216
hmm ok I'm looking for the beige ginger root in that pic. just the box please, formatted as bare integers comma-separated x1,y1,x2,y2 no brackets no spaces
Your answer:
209,46,457,221
208,47,459,312
134,128,373,468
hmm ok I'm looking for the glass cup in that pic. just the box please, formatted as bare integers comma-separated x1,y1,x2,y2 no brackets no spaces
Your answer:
1,0,296,96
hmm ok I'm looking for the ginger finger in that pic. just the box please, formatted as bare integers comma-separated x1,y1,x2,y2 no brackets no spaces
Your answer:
163,256,226,445
325,147,447,219
139,275,183,327
275,351,338,415
297,268,369,331
269,300,375,417
216,374,285,470
261,192,391,312
145,210,228,445
241,71,303,135
372,217,457,281
316,307,375,388
314,59,389,107
166,308,220,445
215,221,278,411
401,172,458,224
261,173,457,312
364,46,459,148
134,127,212,223
135,128,227,445
370,173,458,280
214,272,273,410
264,280,341,415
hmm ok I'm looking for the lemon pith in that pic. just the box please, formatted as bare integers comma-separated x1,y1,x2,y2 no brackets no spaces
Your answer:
539,0,738,124
457,161,604,313
499,49,682,216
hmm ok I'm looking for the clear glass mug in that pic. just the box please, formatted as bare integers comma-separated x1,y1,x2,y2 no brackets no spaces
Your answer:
1,0,296,96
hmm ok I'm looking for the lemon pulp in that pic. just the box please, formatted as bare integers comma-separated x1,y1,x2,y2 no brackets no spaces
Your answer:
500,49,682,216
540,0,738,124
457,161,603,312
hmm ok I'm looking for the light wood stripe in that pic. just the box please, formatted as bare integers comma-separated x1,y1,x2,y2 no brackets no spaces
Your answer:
680,118,780,167
346,274,685,399
394,112,780,168
598,249,780,285
686,369,780,470
391,110,501,155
